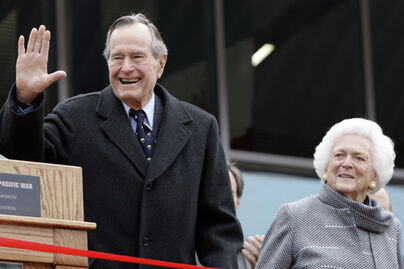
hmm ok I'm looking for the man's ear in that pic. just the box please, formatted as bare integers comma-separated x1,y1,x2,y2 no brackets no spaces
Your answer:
157,54,167,79
235,197,241,210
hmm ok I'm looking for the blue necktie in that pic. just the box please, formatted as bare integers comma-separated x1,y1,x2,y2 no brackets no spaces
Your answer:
129,109,155,163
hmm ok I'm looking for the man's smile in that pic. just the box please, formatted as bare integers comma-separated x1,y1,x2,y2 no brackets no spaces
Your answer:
119,78,140,84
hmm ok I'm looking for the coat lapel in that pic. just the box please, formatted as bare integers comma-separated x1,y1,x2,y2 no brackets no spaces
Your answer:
96,86,149,177
145,85,192,183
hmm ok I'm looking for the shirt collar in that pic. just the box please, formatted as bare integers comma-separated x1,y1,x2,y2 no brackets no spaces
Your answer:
122,93,155,129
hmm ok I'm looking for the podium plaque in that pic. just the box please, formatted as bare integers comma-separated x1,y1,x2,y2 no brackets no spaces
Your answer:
0,159,96,268
0,172,40,217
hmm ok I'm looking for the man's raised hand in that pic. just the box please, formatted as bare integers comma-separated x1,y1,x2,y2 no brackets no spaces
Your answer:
16,25,66,104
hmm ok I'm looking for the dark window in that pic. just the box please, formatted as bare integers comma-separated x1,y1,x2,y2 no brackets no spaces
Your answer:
370,0,404,168
225,0,365,159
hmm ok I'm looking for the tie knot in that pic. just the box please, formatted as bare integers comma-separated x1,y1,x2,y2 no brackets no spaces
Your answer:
130,109,146,124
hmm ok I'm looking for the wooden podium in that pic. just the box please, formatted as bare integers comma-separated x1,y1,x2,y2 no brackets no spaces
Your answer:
0,159,96,268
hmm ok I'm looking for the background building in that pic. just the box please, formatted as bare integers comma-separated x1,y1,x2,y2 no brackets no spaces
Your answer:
1,0,404,251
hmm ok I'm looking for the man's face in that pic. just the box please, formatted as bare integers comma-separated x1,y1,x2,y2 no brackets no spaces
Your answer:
107,23,167,109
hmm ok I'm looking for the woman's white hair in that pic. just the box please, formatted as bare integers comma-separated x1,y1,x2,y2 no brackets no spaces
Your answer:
313,118,395,193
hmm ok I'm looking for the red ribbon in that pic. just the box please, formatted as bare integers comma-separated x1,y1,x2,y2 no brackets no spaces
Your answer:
0,236,219,269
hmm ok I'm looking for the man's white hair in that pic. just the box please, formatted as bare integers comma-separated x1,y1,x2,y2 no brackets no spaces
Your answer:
103,13,168,60
313,118,395,193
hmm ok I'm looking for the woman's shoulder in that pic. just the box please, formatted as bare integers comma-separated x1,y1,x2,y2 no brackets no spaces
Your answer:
272,194,323,225
285,193,320,213
388,216,402,233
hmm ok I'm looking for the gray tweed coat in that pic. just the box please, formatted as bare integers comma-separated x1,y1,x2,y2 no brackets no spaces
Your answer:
256,184,402,269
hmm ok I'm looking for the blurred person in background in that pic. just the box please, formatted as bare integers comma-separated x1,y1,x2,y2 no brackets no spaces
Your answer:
369,186,392,212
227,162,264,269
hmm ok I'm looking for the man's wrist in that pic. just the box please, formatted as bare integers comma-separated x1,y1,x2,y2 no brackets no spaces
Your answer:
16,99,32,109
15,96,40,114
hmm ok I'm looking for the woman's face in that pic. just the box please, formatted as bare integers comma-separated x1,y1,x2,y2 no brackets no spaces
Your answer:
325,134,377,202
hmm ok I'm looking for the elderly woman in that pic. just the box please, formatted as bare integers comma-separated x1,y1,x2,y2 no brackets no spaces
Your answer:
256,118,402,269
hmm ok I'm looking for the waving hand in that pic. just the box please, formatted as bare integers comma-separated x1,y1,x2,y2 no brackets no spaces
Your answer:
16,25,66,104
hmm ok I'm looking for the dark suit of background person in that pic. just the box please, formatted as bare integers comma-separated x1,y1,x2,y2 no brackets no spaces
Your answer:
0,13,243,268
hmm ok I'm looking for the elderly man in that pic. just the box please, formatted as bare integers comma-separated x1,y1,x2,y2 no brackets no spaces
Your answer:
0,13,243,268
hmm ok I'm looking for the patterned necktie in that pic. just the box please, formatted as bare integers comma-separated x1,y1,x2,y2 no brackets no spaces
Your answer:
129,109,155,163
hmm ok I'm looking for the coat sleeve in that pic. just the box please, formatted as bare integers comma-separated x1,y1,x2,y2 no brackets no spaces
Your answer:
195,115,244,269
256,204,294,269
0,84,74,164
0,84,45,161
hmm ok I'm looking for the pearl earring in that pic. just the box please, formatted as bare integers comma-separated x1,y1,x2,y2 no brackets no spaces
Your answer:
368,181,377,190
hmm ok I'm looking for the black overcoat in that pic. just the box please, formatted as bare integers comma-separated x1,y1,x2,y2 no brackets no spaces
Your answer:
0,83,243,268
